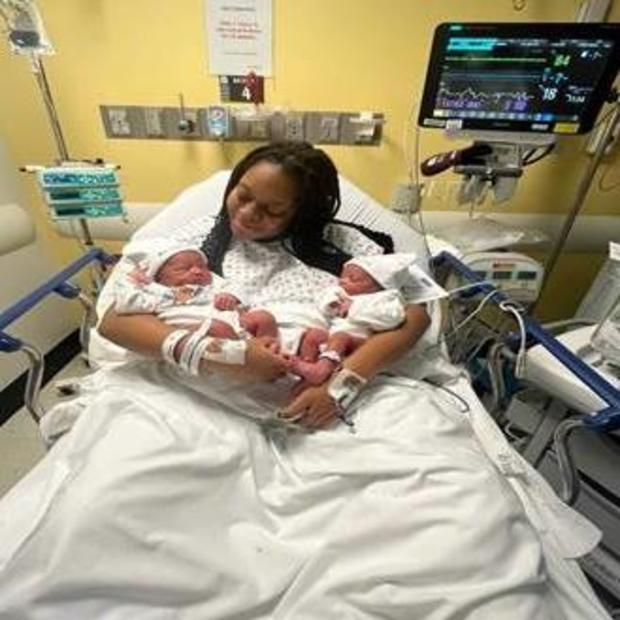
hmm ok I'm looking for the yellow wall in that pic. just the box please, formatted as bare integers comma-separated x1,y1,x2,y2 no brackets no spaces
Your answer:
1,0,618,318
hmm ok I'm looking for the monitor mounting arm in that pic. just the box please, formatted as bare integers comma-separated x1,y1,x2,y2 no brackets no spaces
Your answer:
421,134,555,205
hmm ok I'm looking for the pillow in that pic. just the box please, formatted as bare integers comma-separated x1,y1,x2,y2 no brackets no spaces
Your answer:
133,171,430,264
132,171,230,242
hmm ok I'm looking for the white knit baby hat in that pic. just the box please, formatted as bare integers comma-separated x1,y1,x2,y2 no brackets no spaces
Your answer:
346,252,419,290
123,239,208,280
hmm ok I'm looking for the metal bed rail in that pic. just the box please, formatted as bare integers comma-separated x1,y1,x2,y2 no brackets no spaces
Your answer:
433,251,620,505
0,248,114,424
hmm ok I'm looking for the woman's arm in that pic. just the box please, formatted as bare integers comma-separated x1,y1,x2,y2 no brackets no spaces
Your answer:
342,304,430,378
99,306,289,382
99,306,178,357
281,304,431,427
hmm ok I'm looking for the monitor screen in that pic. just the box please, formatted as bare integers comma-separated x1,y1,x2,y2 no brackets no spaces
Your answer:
418,23,620,135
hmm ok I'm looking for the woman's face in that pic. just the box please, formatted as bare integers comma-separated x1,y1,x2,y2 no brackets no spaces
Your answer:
226,161,298,241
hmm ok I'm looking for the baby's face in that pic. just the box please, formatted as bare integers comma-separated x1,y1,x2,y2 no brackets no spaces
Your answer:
339,264,382,296
156,251,212,287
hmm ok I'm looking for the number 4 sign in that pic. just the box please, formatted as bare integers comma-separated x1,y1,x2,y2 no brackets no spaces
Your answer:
219,73,265,104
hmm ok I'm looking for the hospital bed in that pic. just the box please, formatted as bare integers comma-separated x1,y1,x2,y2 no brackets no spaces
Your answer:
0,172,615,619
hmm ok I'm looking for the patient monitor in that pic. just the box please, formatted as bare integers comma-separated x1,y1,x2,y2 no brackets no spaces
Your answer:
418,22,620,203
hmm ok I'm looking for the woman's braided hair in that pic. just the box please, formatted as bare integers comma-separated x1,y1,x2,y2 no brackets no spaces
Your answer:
201,141,392,276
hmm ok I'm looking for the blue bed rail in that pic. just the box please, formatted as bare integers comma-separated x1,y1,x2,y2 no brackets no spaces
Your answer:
0,247,114,353
432,251,620,432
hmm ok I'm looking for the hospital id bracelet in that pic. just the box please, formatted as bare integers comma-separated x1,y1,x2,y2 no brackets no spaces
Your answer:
161,329,190,365
327,367,368,412
200,338,246,366
318,349,343,365
178,320,214,375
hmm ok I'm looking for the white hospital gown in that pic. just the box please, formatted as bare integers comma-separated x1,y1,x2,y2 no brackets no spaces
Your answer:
169,215,382,307
173,216,385,351
92,216,383,366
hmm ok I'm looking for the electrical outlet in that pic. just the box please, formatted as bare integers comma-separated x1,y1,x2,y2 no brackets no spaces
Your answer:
108,108,131,136
249,118,269,140
285,114,305,141
143,108,164,137
318,115,340,143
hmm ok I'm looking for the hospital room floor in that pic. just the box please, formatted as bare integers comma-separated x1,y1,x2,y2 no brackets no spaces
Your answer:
0,355,91,498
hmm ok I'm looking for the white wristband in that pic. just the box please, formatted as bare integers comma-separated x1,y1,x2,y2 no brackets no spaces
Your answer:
178,329,207,374
319,349,343,365
327,367,368,411
161,329,190,365
188,337,212,375
201,338,247,365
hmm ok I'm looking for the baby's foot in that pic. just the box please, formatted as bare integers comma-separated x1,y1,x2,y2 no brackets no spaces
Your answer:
290,358,335,385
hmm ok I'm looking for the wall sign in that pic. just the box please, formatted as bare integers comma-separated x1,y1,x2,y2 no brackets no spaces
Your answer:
205,0,272,77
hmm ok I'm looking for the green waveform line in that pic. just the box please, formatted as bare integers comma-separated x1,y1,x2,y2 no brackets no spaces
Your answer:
446,56,547,63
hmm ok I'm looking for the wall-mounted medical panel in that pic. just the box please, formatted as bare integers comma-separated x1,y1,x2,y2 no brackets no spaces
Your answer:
36,166,125,220
100,105,384,146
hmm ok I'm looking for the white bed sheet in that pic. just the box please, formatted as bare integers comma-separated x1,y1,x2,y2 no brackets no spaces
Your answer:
0,173,611,619
0,361,609,619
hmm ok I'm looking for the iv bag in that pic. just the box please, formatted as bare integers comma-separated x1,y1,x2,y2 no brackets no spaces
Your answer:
2,1,54,56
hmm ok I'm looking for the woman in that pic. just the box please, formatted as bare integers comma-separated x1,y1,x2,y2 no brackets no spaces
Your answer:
100,141,431,428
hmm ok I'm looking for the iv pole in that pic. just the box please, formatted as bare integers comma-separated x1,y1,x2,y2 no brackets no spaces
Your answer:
0,0,94,248
29,55,95,248
535,91,620,310
534,0,616,310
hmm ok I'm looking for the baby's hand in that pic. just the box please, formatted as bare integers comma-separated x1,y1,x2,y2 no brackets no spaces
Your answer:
336,298,352,317
214,292,241,311
128,265,151,286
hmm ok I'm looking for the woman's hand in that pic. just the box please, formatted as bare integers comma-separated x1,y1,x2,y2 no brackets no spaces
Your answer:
245,337,289,381
280,382,338,429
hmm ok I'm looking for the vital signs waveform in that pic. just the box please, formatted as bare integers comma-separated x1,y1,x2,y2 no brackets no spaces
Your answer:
437,85,536,111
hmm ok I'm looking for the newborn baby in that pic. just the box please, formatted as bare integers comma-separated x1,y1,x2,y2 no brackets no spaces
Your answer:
291,253,418,385
114,241,278,341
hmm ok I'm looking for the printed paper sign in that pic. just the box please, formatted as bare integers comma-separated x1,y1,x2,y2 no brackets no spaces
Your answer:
205,0,272,76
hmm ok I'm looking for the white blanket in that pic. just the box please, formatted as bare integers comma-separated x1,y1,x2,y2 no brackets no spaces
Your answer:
0,361,609,619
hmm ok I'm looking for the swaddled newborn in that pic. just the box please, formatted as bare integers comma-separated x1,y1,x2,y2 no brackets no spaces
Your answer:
114,240,278,342
290,253,419,385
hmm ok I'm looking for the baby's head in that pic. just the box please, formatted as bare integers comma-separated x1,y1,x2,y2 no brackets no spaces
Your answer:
339,263,383,296
155,250,212,287
340,253,419,296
